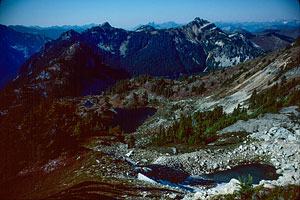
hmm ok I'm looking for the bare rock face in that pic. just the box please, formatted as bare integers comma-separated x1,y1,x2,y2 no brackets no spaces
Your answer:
217,108,298,135
80,17,263,76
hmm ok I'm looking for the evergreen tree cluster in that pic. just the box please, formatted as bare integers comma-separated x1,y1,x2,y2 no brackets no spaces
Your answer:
249,77,300,113
191,82,206,94
135,74,151,85
150,78,174,98
153,105,248,145
107,79,131,95
153,77,300,146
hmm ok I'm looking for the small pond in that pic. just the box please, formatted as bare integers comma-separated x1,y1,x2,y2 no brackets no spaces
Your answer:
112,107,157,133
138,163,279,192
199,163,279,184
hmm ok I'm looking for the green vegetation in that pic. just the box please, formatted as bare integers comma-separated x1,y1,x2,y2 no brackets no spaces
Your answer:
249,78,300,114
191,82,206,94
106,74,152,95
107,79,131,95
153,77,300,146
150,78,174,98
135,74,151,85
237,175,254,199
152,105,248,145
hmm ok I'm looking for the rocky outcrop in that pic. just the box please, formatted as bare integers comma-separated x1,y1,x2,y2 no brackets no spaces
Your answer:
186,106,300,199
217,107,299,135
150,106,300,199
81,17,263,75
13,41,130,97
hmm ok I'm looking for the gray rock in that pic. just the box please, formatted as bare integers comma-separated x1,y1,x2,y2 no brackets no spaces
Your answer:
283,164,295,171
287,134,297,141
285,151,294,158
171,147,177,155
126,150,134,157
279,106,300,116
273,128,293,140
269,127,279,134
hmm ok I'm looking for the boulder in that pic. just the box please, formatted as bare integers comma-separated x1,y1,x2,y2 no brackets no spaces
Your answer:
126,150,134,157
217,178,240,195
272,127,293,140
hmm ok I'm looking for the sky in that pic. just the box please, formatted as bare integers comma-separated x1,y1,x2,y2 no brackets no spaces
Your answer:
0,0,299,28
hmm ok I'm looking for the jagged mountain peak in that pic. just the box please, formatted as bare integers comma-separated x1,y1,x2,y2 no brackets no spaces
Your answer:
5,17,265,88
63,41,86,60
101,22,112,29
193,17,210,25
59,29,80,41
182,17,217,34
135,25,156,32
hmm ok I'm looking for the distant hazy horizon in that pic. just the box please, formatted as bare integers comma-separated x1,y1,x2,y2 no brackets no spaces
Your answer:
0,0,299,29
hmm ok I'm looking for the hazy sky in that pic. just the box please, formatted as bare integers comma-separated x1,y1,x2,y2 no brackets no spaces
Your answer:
0,0,299,28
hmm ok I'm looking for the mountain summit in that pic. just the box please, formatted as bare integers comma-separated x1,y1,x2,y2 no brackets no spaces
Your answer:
101,22,112,29
78,17,264,76
7,18,264,93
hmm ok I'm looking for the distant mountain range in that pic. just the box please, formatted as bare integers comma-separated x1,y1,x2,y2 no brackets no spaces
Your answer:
237,29,297,52
215,19,300,52
1,18,299,91
215,19,300,33
9,24,96,39
0,25,51,90
131,21,183,31
132,19,299,52
7,18,264,97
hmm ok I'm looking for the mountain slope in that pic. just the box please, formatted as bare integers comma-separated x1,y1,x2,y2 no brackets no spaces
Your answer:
0,36,299,199
11,30,130,97
3,18,263,89
79,18,263,76
0,25,51,90
231,29,297,53
249,32,295,52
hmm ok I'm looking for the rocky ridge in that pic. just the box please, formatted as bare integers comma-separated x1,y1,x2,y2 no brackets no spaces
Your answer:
150,106,300,199
0,35,299,200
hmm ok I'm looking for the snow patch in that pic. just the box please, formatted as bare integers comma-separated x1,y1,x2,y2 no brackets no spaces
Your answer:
42,157,66,173
200,22,212,29
192,57,201,65
120,38,129,56
251,41,261,48
13,75,19,81
214,54,240,67
229,33,238,38
215,41,224,47
97,43,114,53
0,110,8,116
11,44,29,58
48,64,61,71
35,70,50,80
137,173,157,184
